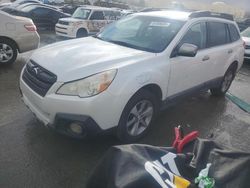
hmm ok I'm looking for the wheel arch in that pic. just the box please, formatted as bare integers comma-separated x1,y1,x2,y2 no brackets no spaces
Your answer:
227,61,239,75
138,84,163,102
76,27,88,37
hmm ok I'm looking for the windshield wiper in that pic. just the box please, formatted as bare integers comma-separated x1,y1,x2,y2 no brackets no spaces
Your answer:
108,40,156,53
108,40,133,48
92,35,104,41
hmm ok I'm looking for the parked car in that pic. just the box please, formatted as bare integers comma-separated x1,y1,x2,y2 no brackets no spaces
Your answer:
0,3,12,8
0,11,39,64
120,9,135,17
55,6,121,38
20,11,244,142
237,18,250,31
0,0,42,9
59,4,81,15
1,3,59,15
3,4,70,29
241,27,250,60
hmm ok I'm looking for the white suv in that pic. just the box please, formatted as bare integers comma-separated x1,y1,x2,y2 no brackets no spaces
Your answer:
20,11,244,142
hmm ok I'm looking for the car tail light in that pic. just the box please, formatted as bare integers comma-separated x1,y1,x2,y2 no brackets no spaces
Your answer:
24,24,37,32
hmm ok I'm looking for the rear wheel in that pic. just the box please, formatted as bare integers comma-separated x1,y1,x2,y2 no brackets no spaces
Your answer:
210,65,237,96
0,39,17,64
117,89,159,143
76,29,88,38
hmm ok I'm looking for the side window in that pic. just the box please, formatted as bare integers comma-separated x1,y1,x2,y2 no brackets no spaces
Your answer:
228,24,240,42
207,22,227,47
90,11,104,20
179,22,207,50
32,8,50,17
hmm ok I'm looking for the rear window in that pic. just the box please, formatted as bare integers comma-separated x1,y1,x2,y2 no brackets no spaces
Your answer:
207,22,228,47
228,24,240,42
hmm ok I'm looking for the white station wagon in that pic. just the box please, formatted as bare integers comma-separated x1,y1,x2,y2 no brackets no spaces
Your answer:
20,11,244,142
55,6,121,38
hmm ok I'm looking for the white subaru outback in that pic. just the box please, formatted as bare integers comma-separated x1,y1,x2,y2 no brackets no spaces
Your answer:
20,10,244,142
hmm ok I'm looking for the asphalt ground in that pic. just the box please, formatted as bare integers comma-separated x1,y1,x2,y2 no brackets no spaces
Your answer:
0,31,250,188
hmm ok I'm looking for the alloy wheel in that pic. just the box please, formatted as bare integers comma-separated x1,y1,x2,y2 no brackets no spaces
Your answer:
0,43,14,63
126,100,154,136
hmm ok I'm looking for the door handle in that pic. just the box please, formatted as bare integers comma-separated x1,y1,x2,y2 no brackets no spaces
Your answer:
202,56,210,61
228,49,233,54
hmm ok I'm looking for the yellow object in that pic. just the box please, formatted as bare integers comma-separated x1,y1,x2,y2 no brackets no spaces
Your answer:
174,175,191,188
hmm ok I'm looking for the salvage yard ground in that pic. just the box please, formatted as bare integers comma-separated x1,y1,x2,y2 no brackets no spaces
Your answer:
0,31,250,187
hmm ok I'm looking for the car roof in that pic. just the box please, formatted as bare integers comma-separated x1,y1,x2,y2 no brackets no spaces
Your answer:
136,10,191,21
135,10,234,22
77,5,121,11
18,3,60,11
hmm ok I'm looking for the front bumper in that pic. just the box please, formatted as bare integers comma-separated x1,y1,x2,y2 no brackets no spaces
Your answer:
55,24,76,38
19,68,125,138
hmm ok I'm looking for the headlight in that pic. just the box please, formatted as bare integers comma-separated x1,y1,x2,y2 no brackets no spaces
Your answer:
57,69,117,98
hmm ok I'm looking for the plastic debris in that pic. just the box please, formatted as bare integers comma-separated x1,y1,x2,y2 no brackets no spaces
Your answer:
195,163,215,188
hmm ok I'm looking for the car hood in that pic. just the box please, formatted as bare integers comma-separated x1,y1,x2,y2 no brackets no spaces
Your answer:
242,37,250,45
31,37,155,82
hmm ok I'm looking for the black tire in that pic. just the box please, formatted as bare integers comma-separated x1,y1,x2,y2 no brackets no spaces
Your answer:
210,65,237,96
117,89,159,143
76,29,88,38
0,38,18,64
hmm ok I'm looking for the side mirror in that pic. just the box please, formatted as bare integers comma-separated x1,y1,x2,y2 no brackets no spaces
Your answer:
177,43,198,57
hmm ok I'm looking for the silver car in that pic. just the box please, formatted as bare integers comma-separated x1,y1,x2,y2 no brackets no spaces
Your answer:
0,10,40,64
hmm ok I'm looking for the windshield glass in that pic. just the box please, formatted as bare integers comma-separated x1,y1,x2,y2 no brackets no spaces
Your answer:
241,27,250,38
72,8,91,19
95,15,184,53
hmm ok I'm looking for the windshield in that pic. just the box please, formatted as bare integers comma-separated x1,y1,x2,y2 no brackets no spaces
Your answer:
72,8,91,19
241,27,250,38
95,15,184,53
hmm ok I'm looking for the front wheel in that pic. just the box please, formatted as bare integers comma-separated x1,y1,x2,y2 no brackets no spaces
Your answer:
0,39,17,64
117,89,159,143
210,66,236,96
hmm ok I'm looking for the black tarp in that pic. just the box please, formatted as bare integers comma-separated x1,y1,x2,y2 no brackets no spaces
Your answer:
87,139,250,188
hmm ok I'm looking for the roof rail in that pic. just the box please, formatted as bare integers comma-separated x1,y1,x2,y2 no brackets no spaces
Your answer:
189,11,234,21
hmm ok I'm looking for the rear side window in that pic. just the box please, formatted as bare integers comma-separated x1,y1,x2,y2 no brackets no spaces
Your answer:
207,22,227,47
228,24,240,42
31,8,50,17
103,11,120,20
90,11,104,20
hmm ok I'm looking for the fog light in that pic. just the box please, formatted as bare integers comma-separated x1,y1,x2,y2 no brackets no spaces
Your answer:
69,122,83,134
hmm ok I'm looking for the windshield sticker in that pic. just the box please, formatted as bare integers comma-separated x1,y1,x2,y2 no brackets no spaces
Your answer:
150,22,170,27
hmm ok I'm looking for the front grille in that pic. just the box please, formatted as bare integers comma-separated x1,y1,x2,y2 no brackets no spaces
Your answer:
245,53,250,57
22,60,57,97
245,45,250,49
56,30,67,35
56,25,67,30
58,20,69,25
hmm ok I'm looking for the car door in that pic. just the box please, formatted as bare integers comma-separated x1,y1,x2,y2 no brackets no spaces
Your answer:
167,22,212,98
205,21,233,80
49,10,63,27
30,7,51,28
88,10,107,33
